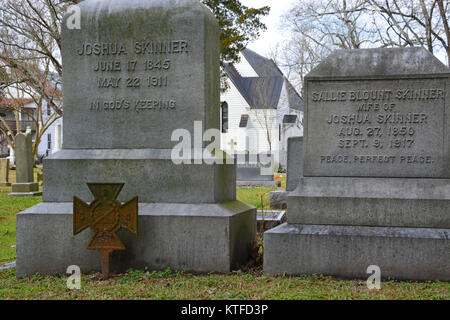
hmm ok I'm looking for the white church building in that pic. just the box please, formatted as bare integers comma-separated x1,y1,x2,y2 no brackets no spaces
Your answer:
220,48,304,169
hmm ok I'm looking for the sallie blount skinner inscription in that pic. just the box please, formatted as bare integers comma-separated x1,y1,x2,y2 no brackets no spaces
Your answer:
76,41,189,112
305,78,447,177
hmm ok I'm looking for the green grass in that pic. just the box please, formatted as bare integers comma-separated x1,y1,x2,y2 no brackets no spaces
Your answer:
0,167,42,265
236,174,285,209
0,171,449,300
0,268,449,300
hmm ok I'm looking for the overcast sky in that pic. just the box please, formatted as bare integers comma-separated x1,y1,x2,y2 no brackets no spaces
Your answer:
239,0,296,56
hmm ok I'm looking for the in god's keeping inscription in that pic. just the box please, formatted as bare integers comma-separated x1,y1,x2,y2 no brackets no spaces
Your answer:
75,41,190,112
305,80,446,177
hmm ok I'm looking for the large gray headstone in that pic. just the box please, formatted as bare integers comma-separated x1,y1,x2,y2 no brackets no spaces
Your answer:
16,0,255,276
62,0,219,149
43,0,234,203
265,48,450,281
303,48,449,178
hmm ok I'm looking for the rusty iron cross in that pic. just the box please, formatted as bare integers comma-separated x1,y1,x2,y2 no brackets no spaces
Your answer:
73,183,138,279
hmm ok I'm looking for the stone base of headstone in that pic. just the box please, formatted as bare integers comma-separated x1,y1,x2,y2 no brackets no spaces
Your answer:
264,177,450,281
16,201,256,277
269,191,288,209
8,182,42,197
264,223,449,281
257,210,286,231
41,150,237,203
0,182,11,187
237,181,281,188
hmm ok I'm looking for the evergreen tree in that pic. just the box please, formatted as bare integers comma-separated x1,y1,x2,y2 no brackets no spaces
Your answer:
202,0,270,63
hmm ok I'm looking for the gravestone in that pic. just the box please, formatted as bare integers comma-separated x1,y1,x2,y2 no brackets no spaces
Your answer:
236,153,280,187
269,136,303,209
257,210,286,231
16,0,255,277
8,132,41,196
286,137,303,191
0,158,10,186
264,48,450,280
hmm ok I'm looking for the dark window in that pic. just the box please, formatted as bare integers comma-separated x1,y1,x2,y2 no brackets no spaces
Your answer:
47,104,50,116
0,113,6,117
47,133,51,150
283,114,297,123
221,102,228,133
239,114,249,128
279,124,281,141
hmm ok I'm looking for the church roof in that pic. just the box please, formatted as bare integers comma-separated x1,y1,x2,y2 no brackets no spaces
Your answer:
241,49,284,77
223,48,304,111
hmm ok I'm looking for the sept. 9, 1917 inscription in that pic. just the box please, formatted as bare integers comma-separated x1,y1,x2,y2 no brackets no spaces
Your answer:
305,79,447,177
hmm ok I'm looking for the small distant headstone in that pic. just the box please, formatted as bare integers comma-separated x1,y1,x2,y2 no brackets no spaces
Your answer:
286,137,303,192
236,153,280,187
9,132,41,196
0,158,11,186
269,136,303,209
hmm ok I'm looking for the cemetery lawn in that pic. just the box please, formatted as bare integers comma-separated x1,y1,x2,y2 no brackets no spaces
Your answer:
1,172,449,300
0,268,449,300
236,174,285,209
0,168,42,265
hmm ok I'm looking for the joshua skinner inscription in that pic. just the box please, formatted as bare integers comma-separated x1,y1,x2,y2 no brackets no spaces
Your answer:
306,79,446,176
76,41,189,55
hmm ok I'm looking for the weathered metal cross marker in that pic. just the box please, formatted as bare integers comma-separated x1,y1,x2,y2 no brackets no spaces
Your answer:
73,183,138,279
